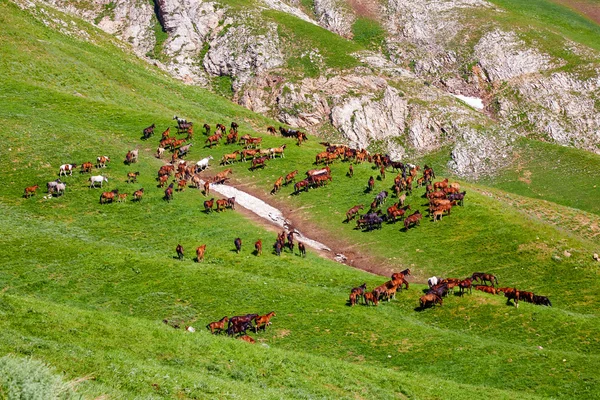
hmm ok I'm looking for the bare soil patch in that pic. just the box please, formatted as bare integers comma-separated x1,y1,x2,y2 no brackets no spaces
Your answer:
551,0,600,25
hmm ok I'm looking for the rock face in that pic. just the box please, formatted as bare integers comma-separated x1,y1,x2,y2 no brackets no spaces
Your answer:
449,129,514,179
156,0,225,84
203,22,285,91
313,0,355,38
474,30,557,82
45,0,156,55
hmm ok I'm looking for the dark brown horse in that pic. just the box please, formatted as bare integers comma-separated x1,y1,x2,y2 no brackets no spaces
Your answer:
346,205,364,222
227,314,258,336
294,179,310,194
458,278,473,295
176,244,184,260
471,272,498,287
164,183,174,202
204,198,215,212
251,156,268,170
234,238,242,253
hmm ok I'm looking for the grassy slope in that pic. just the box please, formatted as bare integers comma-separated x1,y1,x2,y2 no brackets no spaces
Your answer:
1,1,599,399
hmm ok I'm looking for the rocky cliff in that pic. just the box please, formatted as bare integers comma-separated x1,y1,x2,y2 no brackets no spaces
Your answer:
32,0,600,178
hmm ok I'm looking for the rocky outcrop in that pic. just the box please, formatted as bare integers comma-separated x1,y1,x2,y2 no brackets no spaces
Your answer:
44,0,155,55
449,129,514,179
260,0,318,25
474,30,558,82
156,0,225,84
313,0,355,38
203,22,285,91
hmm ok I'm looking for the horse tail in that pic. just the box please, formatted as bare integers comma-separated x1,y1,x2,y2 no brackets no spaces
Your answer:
494,276,499,285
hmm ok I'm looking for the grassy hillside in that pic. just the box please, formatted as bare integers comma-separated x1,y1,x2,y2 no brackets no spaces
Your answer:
1,1,600,399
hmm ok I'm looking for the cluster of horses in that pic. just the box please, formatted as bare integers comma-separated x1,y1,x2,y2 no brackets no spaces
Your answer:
206,311,277,342
422,272,552,309
290,167,332,195
348,269,411,306
175,243,207,262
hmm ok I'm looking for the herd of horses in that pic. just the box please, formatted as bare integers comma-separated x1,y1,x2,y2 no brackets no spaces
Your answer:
206,311,277,342
349,269,551,310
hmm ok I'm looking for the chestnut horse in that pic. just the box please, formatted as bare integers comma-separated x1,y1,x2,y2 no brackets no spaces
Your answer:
196,244,206,262
204,198,215,212
99,189,118,204
255,239,262,256
471,272,498,287
284,170,298,185
24,185,39,198
254,311,276,332
298,242,306,257
176,244,184,260
206,316,228,334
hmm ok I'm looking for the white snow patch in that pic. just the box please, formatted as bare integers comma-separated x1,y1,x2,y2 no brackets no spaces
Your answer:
451,94,484,110
206,181,332,252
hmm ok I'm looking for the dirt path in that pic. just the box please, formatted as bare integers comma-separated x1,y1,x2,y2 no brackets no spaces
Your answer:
204,177,409,280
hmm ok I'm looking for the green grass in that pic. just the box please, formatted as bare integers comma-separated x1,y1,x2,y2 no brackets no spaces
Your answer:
263,10,362,73
352,18,387,51
486,0,600,52
1,1,600,399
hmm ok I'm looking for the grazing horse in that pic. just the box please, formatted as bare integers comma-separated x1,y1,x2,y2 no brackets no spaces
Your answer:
350,283,367,304
59,164,77,176
81,162,94,173
125,150,138,164
533,295,552,307
196,244,206,262
458,278,473,295
471,272,498,287
204,198,215,212
234,238,242,253
349,292,358,306
294,179,310,194
254,239,262,256
434,178,449,190
475,285,499,295
374,190,388,206
206,316,228,334
88,175,108,189
367,176,375,191
203,124,211,135
404,210,422,230
420,293,442,309
24,185,39,198
267,126,276,135
126,171,139,183
164,183,174,201
133,188,144,201
284,170,298,185
117,193,128,203
99,189,118,204
251,156,268,170
363,291,379,306
254,311,276,332
298,242,306,257
158,175,169,188
227,314,258,336
346,205,364,222
273,240,283,256
216,198,229,212
143,123,155,139
96,156,110,168
504,287,520,307
176,244,184,260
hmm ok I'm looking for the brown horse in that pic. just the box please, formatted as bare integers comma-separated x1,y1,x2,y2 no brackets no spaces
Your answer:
234,238,242,253
204,198,215,212
420,293,442,309
294,179,310,194
475,285,500,295
254,311,276,332
164,183,174,202
24,185,39,198
133,188,144,201
176,244,184,260
205,133,222,148
238,335,256,344
363,291,379,306
404,210,422,230
471,272,499,287
226,129,238,145
255,239,262,256
203,124,211,135
434,178,449,190
196,244,206,262
503,287,520,307
100,189,118,204
127,171,140,183
458,278,473,295
267,126,276,135
81,162,94,173
368,176,375,191
298,242,306,257
284,170,298,185
216,199,229,211
346,205,364,222
206,316,228,334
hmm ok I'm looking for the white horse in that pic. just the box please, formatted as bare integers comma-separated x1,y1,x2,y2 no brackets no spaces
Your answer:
53,182,66,196
195,155,213,172
428,276,441,288
89,175,108,188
